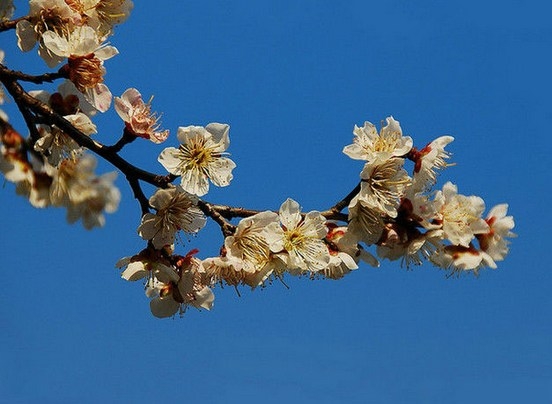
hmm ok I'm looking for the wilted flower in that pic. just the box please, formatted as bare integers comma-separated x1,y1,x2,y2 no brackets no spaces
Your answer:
114,88,169,143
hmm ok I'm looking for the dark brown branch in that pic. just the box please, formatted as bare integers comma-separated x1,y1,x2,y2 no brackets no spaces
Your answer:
1,63,357,233
197,200,237,237
320,182,361,219
0,65,66,84
127,176,151,215
1,73,172,188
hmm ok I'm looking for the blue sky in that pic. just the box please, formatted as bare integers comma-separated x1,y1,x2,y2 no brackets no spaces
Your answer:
1,1,551,403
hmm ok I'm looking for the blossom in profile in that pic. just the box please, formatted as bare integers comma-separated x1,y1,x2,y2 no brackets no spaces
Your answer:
477,204,516,262
116,250,173,282
114,88,169,143
42,25,118,111
431,244,497,274
411,135,454,193
158,123,236,196
265,198,330,273
323,224,379,280
137,186,206,249
343,116,413,163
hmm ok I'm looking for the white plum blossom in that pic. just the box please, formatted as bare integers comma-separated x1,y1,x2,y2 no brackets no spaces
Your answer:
433,182,489,247
323,224,379,280
411,135,454,193
48,154,99,206
45,154,120,227
344,194,385,246
34,112,97,166
69,0,134,40
359,158,410,218
158,123,236,196
343,116,413,163
42,25,118,111
146,254,214,318
65,170,120,229
477,204,516,262
137,186,206,249
16,0,82,66
265,198,330,273
117,256,167,282
114,88,169,143
225,211,279,273
431,245,497,274
217,210,282,287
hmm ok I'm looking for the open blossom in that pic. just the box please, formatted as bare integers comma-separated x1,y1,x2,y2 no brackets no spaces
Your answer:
16,0,82,67
65,170,120,229
411,135,454,193
34,112,97,166
343,116,413,163
49,154,98,206
138,186,206,249
265,198,330,273
42,25,118,111
114,88,169,143
158,123,236,196
477,204,516,262
215,211,282,287
359,158,410,218
146,253,214,318
66,0,134,41
433,182,489,247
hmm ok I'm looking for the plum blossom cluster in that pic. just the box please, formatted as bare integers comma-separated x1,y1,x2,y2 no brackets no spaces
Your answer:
0,2,515,319
0,121,120,228
15,0,133,111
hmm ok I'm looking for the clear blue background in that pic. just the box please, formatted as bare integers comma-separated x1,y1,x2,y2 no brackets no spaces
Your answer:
1,1,550,403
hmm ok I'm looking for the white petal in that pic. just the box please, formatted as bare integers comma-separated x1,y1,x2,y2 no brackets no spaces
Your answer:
121,261,149,281
16,20,37,52
206,123,230,151
158,148,184,175
279,198,302,229
150,296,179,318
95,45,119,61
206,157,236,187
41,31,69,57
